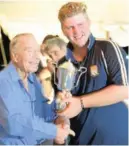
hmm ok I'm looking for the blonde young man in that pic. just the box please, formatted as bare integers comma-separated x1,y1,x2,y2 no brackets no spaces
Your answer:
57,2,128,145
0,33,70,145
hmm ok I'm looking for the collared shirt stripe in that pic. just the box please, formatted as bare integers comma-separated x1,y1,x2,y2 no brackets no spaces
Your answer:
107,40,128,86
97,38,128,86
101,50,109,75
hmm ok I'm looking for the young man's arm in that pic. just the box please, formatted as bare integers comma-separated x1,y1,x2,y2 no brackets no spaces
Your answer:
82,40,128,107
58,41,128,118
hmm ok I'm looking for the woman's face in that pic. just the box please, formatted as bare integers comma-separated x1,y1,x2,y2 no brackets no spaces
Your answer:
47,45,66,63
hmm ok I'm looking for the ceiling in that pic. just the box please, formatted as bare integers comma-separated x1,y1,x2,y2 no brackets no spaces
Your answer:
0,0,129,46
0,0,129,23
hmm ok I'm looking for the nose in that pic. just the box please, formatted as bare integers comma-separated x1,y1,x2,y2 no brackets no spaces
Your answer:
51,55,57,62
72,26,80,35
35,51,41,61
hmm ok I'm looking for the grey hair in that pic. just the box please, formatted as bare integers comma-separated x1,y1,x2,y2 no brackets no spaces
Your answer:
58,2,88,22
44,37,67,53
10,33,33,54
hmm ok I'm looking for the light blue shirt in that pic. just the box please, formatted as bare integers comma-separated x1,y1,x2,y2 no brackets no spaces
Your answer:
0,62,57,145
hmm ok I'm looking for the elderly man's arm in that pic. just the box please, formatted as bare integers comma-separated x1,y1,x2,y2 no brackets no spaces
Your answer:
0,96,60,145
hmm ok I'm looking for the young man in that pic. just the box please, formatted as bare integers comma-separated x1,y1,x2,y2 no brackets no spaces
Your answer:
0,33,70,145
57,2,128,145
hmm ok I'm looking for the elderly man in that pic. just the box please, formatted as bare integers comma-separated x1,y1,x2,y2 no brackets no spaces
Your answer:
57,2,128,145
0,33,70,145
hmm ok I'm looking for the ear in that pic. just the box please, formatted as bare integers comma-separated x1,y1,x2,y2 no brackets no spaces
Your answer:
61,23,66,36
11,52,19,63
62,47,67,55
87,18,91,27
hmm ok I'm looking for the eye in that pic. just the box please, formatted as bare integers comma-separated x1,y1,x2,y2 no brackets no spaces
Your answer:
78,23,83,27
54,51,59,56
50,51,59,57
25,49,33,55
66,26,73,30
27,50,32,53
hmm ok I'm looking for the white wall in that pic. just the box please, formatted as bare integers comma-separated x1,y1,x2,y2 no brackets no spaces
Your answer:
0,0,129,46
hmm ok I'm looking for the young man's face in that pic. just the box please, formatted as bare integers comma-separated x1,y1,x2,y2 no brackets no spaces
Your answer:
13,35,40,73
61,13,91,48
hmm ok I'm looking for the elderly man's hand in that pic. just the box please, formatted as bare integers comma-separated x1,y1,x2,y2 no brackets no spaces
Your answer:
55,116,75,136
54,124,69,144
54,116,75,144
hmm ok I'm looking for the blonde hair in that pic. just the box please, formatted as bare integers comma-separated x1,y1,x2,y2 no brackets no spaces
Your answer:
58,2,88,22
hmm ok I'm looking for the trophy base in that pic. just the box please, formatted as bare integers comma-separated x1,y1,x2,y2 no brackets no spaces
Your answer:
56,108,66,113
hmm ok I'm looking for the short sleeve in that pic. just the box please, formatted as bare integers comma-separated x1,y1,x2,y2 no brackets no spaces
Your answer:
101,40,128,85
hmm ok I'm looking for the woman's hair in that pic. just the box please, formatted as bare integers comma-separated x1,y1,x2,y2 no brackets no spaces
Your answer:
44,37,67,53
42,34,59,44
58,2,88,22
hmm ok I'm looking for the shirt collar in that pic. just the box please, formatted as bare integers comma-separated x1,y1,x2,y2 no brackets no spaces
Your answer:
9,62,34,83
66,33,95,62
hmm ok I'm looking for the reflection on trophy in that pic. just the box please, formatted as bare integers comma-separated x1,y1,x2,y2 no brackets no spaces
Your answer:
54,59,87,113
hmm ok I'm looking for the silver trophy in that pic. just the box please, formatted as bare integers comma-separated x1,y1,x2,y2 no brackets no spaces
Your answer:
54,60,87,113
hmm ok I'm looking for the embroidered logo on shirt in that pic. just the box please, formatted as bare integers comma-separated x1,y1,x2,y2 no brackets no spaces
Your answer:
90,65,99,77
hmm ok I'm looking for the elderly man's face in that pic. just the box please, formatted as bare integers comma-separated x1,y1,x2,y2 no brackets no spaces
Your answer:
14,35,40,73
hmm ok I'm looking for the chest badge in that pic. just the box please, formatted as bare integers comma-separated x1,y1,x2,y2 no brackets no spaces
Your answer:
90,65,99,77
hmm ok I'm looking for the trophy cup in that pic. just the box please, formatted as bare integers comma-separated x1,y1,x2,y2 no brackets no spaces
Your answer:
54,59,87,113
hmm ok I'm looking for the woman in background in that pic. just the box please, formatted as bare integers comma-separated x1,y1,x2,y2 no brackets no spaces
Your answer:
37,35,68,103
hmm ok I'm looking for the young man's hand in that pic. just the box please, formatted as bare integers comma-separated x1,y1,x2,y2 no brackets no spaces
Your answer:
56,90,72,103
57,93,82,118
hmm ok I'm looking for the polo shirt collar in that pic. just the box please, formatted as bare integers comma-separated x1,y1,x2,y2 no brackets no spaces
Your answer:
9,62,34,83
66,33,95,62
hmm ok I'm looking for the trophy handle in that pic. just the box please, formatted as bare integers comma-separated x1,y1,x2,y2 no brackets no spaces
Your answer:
53,63,59,88
73,67,87,89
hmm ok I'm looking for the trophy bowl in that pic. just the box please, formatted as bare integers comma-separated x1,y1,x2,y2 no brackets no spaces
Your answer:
54,60,87,113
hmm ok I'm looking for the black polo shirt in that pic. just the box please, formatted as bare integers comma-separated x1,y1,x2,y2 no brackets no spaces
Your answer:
66,34,128,145
66,34,128,95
